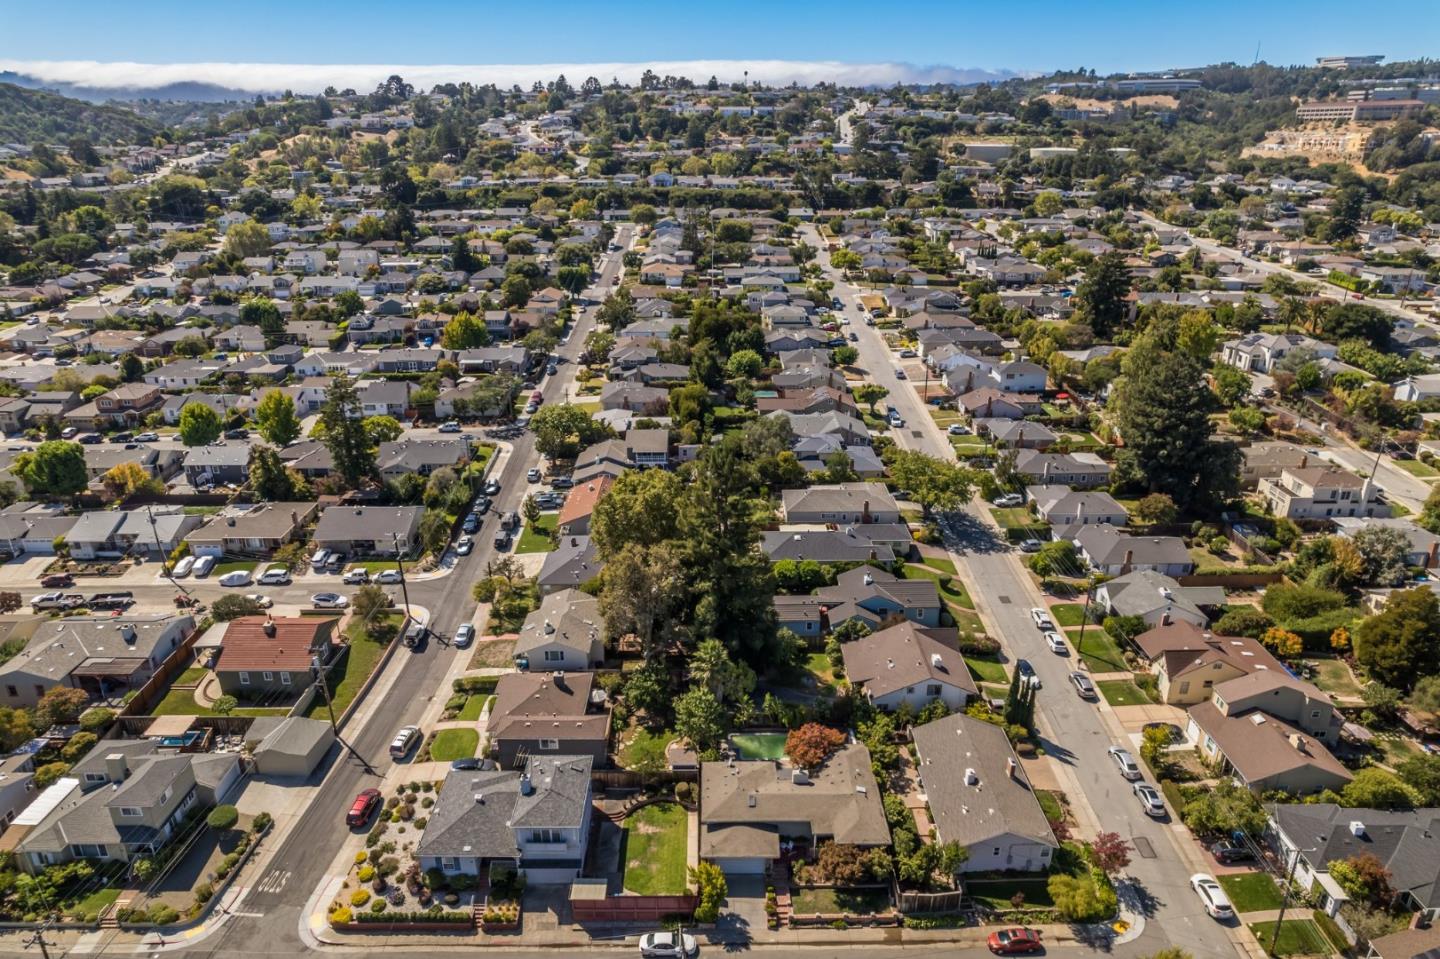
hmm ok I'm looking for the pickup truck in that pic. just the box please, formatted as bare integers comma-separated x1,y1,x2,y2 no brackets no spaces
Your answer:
87,591,135,610
31,592,85,611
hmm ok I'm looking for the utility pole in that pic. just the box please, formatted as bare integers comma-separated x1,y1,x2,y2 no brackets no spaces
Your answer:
391,532,412,620
1269,844,1314,957
24,922,52,959
311,654,337,735
1076,576,1098,660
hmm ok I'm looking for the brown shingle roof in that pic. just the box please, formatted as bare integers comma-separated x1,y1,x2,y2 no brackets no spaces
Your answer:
216,616,334,672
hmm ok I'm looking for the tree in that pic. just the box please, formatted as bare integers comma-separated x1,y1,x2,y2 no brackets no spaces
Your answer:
351,584,391,624
1029,540,1078,577
1132,493,1178,525
1073,251,1132,337
784,723,846,770
249,445,306,501
179,403,222,447
33,762,71,790
211,594,266,621
1091,831,1132,877
212,695,237,715
440,311,489,350
419,509,451,557
1228,407,1267,436
1260,627,1303,660
530,403,613,461
1355,587,1440,689
599,542,689,660
673,685,727,753
1329,853,1394,909
725,349,763,379
1396,753,1440,805
1048,872,1117,923
12,440,86,498
34,687,89,728
1350,526,1411,588
884,449,974,517
854,383,889,414
254,389,301,446
1342,768,1421,810
118,352,144,383
0,592,19,614
223,220,271,259
319,376,376,489
590,469,684,558
831,345,859,366
240,297,286,349
101,461,163,499
363,415,404,446
1179,779,1267,836
690,638,755,704
689,862,727,923
1211,365,1252,407
0,707,34,752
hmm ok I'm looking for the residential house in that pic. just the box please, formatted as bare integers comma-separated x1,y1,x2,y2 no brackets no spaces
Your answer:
977,419,1057,449
187,503,317,558
761,528,898,565
0,614,193,708
0,754,36,831
781,483,900,525
414,755,596,883
312,505,423,557
910,712,1058,873
487,671,609,768
1073,525,1194,577
1095,570,1224,628
376,439,468,481
1240,443,1316,489
1260,467,1386,520
814,566,943,630
513,589,603,671
1027,486,1128,538
537,536,603,595
183,443,251,487
1333,517,1440,569
1013,450,1114,489
213,616,337,699
841,622,976,712
1222,333,1337,374
1134,621,1286,706
64,508,199,560
557,475,612,537
699,742,890,876
599,382,668,413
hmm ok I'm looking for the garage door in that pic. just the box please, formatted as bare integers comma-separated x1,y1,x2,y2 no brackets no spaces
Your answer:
717,857,768,875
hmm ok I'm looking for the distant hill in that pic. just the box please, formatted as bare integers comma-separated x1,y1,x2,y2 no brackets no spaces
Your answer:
0,71,259,104
0,82,159,145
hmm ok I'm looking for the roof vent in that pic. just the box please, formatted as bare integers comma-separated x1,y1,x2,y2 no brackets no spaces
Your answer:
474,793,485,804
862,572,874,586
931,652,945,670
791,769,809,785
964,768,979,786
120,624,136,643
747,793,757,808
263,618,276,638
519,775,533,796
1006,757,1018,779
1349,820,1366,838
543,620,555,635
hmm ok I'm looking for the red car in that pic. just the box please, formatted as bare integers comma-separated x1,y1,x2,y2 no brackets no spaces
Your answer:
346,788,381,827
989,928,1043,955
40,574,74,588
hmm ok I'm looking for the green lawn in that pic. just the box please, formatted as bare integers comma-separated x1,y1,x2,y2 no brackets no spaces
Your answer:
516,514,557,553
964,878,1055,910
149,686,289,717
208,560,257,577
458,694,491,721
1050,603,1088,628
305,611,401,721
966,656,1009,684
1067,628,1127,673
1248,919,1330,957
1219,872,1284,913
67,886,120,922
619,726,672,772
899,563,975,609
791,886,893,915
1097,679,1150,707
1393,458,1439,479
805,652,838,695
621,803,690,895
1036,790,1065,825
1307,658,1365,700
990,507,1035,529
429,728,479,762
346,559,418,574
176,666,209,685
920,555,956,575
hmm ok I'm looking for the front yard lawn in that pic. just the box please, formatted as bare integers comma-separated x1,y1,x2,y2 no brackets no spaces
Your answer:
920,555,956,575
791,886,893,915
1393,458,1439,479
990,507,1034,529
620,802,689,896
966,656,1009,684
1219,872,1284,912
468,639,516,669
1097,679,1150,707
1068,628,1128,673
304,611,401,720
899,563,975,609
1050,603,1088,628
346,559,418,574
429,728,478,762
1248,919,1329,957
208,560,257,577
964,878,1054,910
458,694,491,721
516,514,557,553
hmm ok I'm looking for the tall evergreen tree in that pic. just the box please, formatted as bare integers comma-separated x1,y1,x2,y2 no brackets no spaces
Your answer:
319,376,375,489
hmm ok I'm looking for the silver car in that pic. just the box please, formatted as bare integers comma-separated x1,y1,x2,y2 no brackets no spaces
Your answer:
1134,782,1165,817
639,931,698,958
1108,746,1142,780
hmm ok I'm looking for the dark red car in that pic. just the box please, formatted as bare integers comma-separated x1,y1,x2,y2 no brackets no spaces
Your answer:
346,788,381,827
40,574,74,588
989,928,1044,955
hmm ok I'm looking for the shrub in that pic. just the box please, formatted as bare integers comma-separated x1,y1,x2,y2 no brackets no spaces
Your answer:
147,904,180,926
194,882,213,905
956,632,1001,656
329,907,352,925
370,899,387,914
350,890,372,907
253,811,272,832
355,851,368,865
61,731,97,763
1214,607,1273,638
78,708,116,733
206,805,239,830
358,866,375,882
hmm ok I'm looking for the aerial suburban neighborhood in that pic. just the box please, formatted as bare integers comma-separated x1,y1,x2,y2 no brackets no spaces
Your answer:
2,14,1440,959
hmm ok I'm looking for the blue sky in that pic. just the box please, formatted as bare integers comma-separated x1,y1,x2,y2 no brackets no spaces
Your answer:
3,0,1439,85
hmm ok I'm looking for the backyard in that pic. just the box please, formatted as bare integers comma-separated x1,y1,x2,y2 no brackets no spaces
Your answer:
618,725,672,772
620,803,689,896
804,653,838,695
730,732,788,761
429,728,478,762
1306,658,1366,701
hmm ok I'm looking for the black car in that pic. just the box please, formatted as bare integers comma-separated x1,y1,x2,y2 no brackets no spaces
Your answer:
1209,841,1255,865
1016,659,1040,687
110,432,134,443
483,479,501,496
77,433,103,444
224,428,249,440
462,513,481,534
474,498,491,515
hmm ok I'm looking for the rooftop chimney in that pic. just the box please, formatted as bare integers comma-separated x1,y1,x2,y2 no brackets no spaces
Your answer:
105,753,128,784
1006,756,1018,780
263,618,276,638
120,624,136,643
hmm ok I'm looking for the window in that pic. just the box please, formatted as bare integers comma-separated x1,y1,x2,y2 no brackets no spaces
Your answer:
529,828,563,844
1178,682,1190,694
441,857,460,871
119,807,141,818
1204,735,1216,752
84,773,106,784
926,684,942,697
280,672,292,686
992,847,1000,856
539,739,559,750
160,787,171,805
543,650,564,662
239,672,250,686
262,671,273,682
4,686,14,698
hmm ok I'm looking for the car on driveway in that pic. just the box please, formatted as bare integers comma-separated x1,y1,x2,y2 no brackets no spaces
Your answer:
1019,538,1043,553
948,423,971,435
1190,874,1235,920
170,557,195,579
218,570,252,587
1015,659,1040,688
256,566,291,586
1044,632,1068,654
342,569,370,585
1070,671,1097,699
894,367,906,379
639,931,698,958
1134,782,1165,817
454,624,475,648
1108,746,1142,780
987,928,1043,954
312,592,348,609
346,788,381,827
375,569,403,585
1030,607,1054,629
1209,841,1255,865
994,493,1024,507
192,555,216,578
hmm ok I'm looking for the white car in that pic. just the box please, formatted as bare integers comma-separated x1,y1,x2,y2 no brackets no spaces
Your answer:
1190,874,1235,919
192,555,217,578
244,593,274,609
1070,671,1097,699
947,423,971,435
1044,631,1068,655
1030,607,1055,629
171,555,195,578
342,569,370,585
993,493,1024,508
438,421,462,433
133,432,159,442
454,624,475,648
312,593,349,609
375,569,403,585
1108,746,1142,781
218,570,252,587
456,536,474,556
256,566,292,586
1134,782,1165,818
1020,538,1043,553
527,468,542,482
639,931,698,958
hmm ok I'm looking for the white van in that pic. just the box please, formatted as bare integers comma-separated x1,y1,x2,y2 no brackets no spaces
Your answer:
192,555,217,578
310,548,330,572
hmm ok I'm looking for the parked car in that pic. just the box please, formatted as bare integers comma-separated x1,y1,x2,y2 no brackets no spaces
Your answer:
218,570,252,587
639,931,698,958
1015,659,1040,688
403,623,427,649
1134,782,1165,817
456,536,474,556
898,348,917,359
192,555,217,578
493,529,512,551
454,624,475,648
1108,746,1142,780
223,428,249,440
550,475,574,489
312,592,349,609
450,758,481,771
78,433,102,444
462,513,481,534
389,726,420,760
893,367,906,379
109,432,133,443
988,928,1043,955
527,468,542,483
342,569,370,585
1030,607,1054,629
1019,538,1043,553
1044,631,1068,655
474,498,492,516
133,432,159,442
888,410,904,427
30,592,85,611
244,593,274,609
438,421,462,433
1209,842,1255,865
1190,874,1235,920
40,574,75,588
375,569,403,585
948,423,971,435
1070,671,1097,699
60,427,78,439
483,479,501,496
346,788,381,827
993,493,1024,508
256,566,292,586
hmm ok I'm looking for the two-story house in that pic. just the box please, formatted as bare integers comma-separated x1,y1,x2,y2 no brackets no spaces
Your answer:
487,671,609,768
1260,466,1386,520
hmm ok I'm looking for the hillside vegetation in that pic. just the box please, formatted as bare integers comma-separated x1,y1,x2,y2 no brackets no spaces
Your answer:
0,83,158,145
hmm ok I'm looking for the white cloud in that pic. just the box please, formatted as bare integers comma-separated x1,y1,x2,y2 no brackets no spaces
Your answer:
0,58,1018,93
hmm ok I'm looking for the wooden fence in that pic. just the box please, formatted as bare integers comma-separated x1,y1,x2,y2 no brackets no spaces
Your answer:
590,768,698,792
116,622,204,718
898,889,965,913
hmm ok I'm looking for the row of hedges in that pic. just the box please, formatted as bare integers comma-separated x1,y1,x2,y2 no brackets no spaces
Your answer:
452,675,499,695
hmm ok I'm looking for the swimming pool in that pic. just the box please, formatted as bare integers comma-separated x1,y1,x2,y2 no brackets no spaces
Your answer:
158,731,201,749
729,732,788,761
